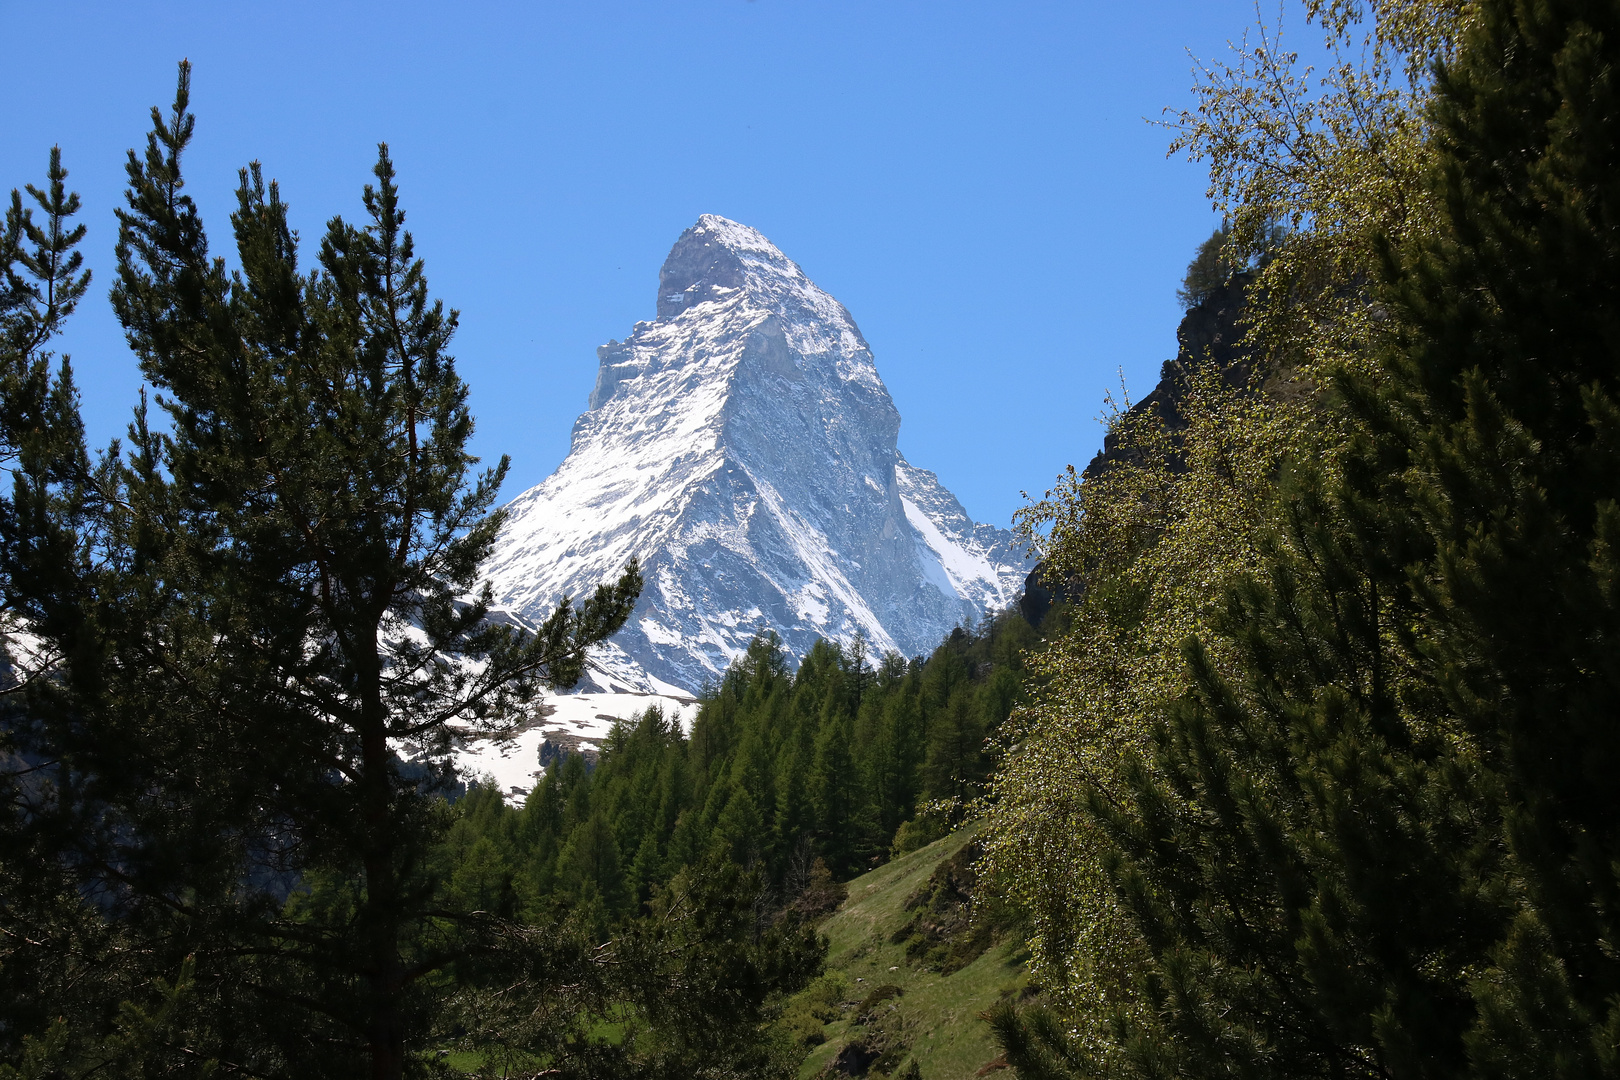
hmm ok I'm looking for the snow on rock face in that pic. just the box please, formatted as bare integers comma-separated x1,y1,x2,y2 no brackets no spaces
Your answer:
452,691,701,802
484,215,1029,693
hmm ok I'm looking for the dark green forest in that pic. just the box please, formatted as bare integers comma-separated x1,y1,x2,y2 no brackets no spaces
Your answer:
0,64,816,1079
439,613,1037,942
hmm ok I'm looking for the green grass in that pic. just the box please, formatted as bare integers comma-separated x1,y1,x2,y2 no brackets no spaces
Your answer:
431,1011,628,1075
435,1048,546,1074
436,828,1028,1078
791,822,1027,1080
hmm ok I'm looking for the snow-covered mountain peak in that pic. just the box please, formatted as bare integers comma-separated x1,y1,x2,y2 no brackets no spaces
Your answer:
486,217,1029,693
585,214,885,429
656,214,828,317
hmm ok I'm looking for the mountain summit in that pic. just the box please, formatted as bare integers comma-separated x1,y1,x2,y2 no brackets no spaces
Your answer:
485,215,1028,692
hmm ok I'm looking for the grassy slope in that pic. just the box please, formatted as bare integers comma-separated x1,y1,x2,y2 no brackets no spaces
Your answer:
796,823,1027,1079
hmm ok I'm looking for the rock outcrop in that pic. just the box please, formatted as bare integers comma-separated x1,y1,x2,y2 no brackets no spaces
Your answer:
1019,274,1257,629
485,216,1029,692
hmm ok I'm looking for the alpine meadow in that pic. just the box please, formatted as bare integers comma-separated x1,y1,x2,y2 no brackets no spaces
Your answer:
5,0,1620,1078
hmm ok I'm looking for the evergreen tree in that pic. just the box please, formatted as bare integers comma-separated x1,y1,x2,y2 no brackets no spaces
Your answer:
0,146,153,1073
810,705,861,876
922,684,986,810
432,614,1035,969
614,861,823,1078
1371,0,1620,1066
873,675,925,835
560,809,630,920
773,722,815,867
711,782,767,867
9,64,641,1077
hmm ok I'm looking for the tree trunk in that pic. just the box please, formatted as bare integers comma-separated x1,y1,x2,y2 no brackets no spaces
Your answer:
359,651,404,1080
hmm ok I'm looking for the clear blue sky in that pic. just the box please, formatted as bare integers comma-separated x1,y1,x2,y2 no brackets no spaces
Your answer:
4,0,1267,531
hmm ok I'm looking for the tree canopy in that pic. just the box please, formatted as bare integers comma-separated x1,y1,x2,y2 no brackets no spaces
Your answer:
988,0,1620,1076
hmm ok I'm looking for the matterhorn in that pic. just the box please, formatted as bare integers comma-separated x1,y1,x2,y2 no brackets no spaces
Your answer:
484,215,1028,695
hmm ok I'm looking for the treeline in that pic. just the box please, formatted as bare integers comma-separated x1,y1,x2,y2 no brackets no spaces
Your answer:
440,612,1039,939
986,1,1620,1078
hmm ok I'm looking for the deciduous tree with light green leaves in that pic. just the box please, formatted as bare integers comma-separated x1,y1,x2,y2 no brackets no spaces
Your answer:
987,0,1620,1075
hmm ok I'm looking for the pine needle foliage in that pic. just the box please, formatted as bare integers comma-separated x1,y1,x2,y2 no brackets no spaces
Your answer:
2,63,643,1078
0,143,148,1079
441,612,1039,928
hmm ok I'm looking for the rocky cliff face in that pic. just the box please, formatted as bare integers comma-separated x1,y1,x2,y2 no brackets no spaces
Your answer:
1081,273,1257,480
485,215,1028,693
1019,273,1258,628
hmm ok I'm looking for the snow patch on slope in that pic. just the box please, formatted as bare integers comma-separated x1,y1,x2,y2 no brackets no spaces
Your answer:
454,690,700,801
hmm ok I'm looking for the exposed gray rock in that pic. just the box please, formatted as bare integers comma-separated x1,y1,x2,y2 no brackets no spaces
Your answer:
484,215,1028,693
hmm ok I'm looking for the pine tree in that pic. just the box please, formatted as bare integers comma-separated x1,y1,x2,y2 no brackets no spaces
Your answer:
0,144,97,704
0,146,145,1072
774,724,814,865
810,705,860,875
82,63,639,1077
878,667,926,833
560,809,630,919
711,781,767,867
1370,0,1620,1067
